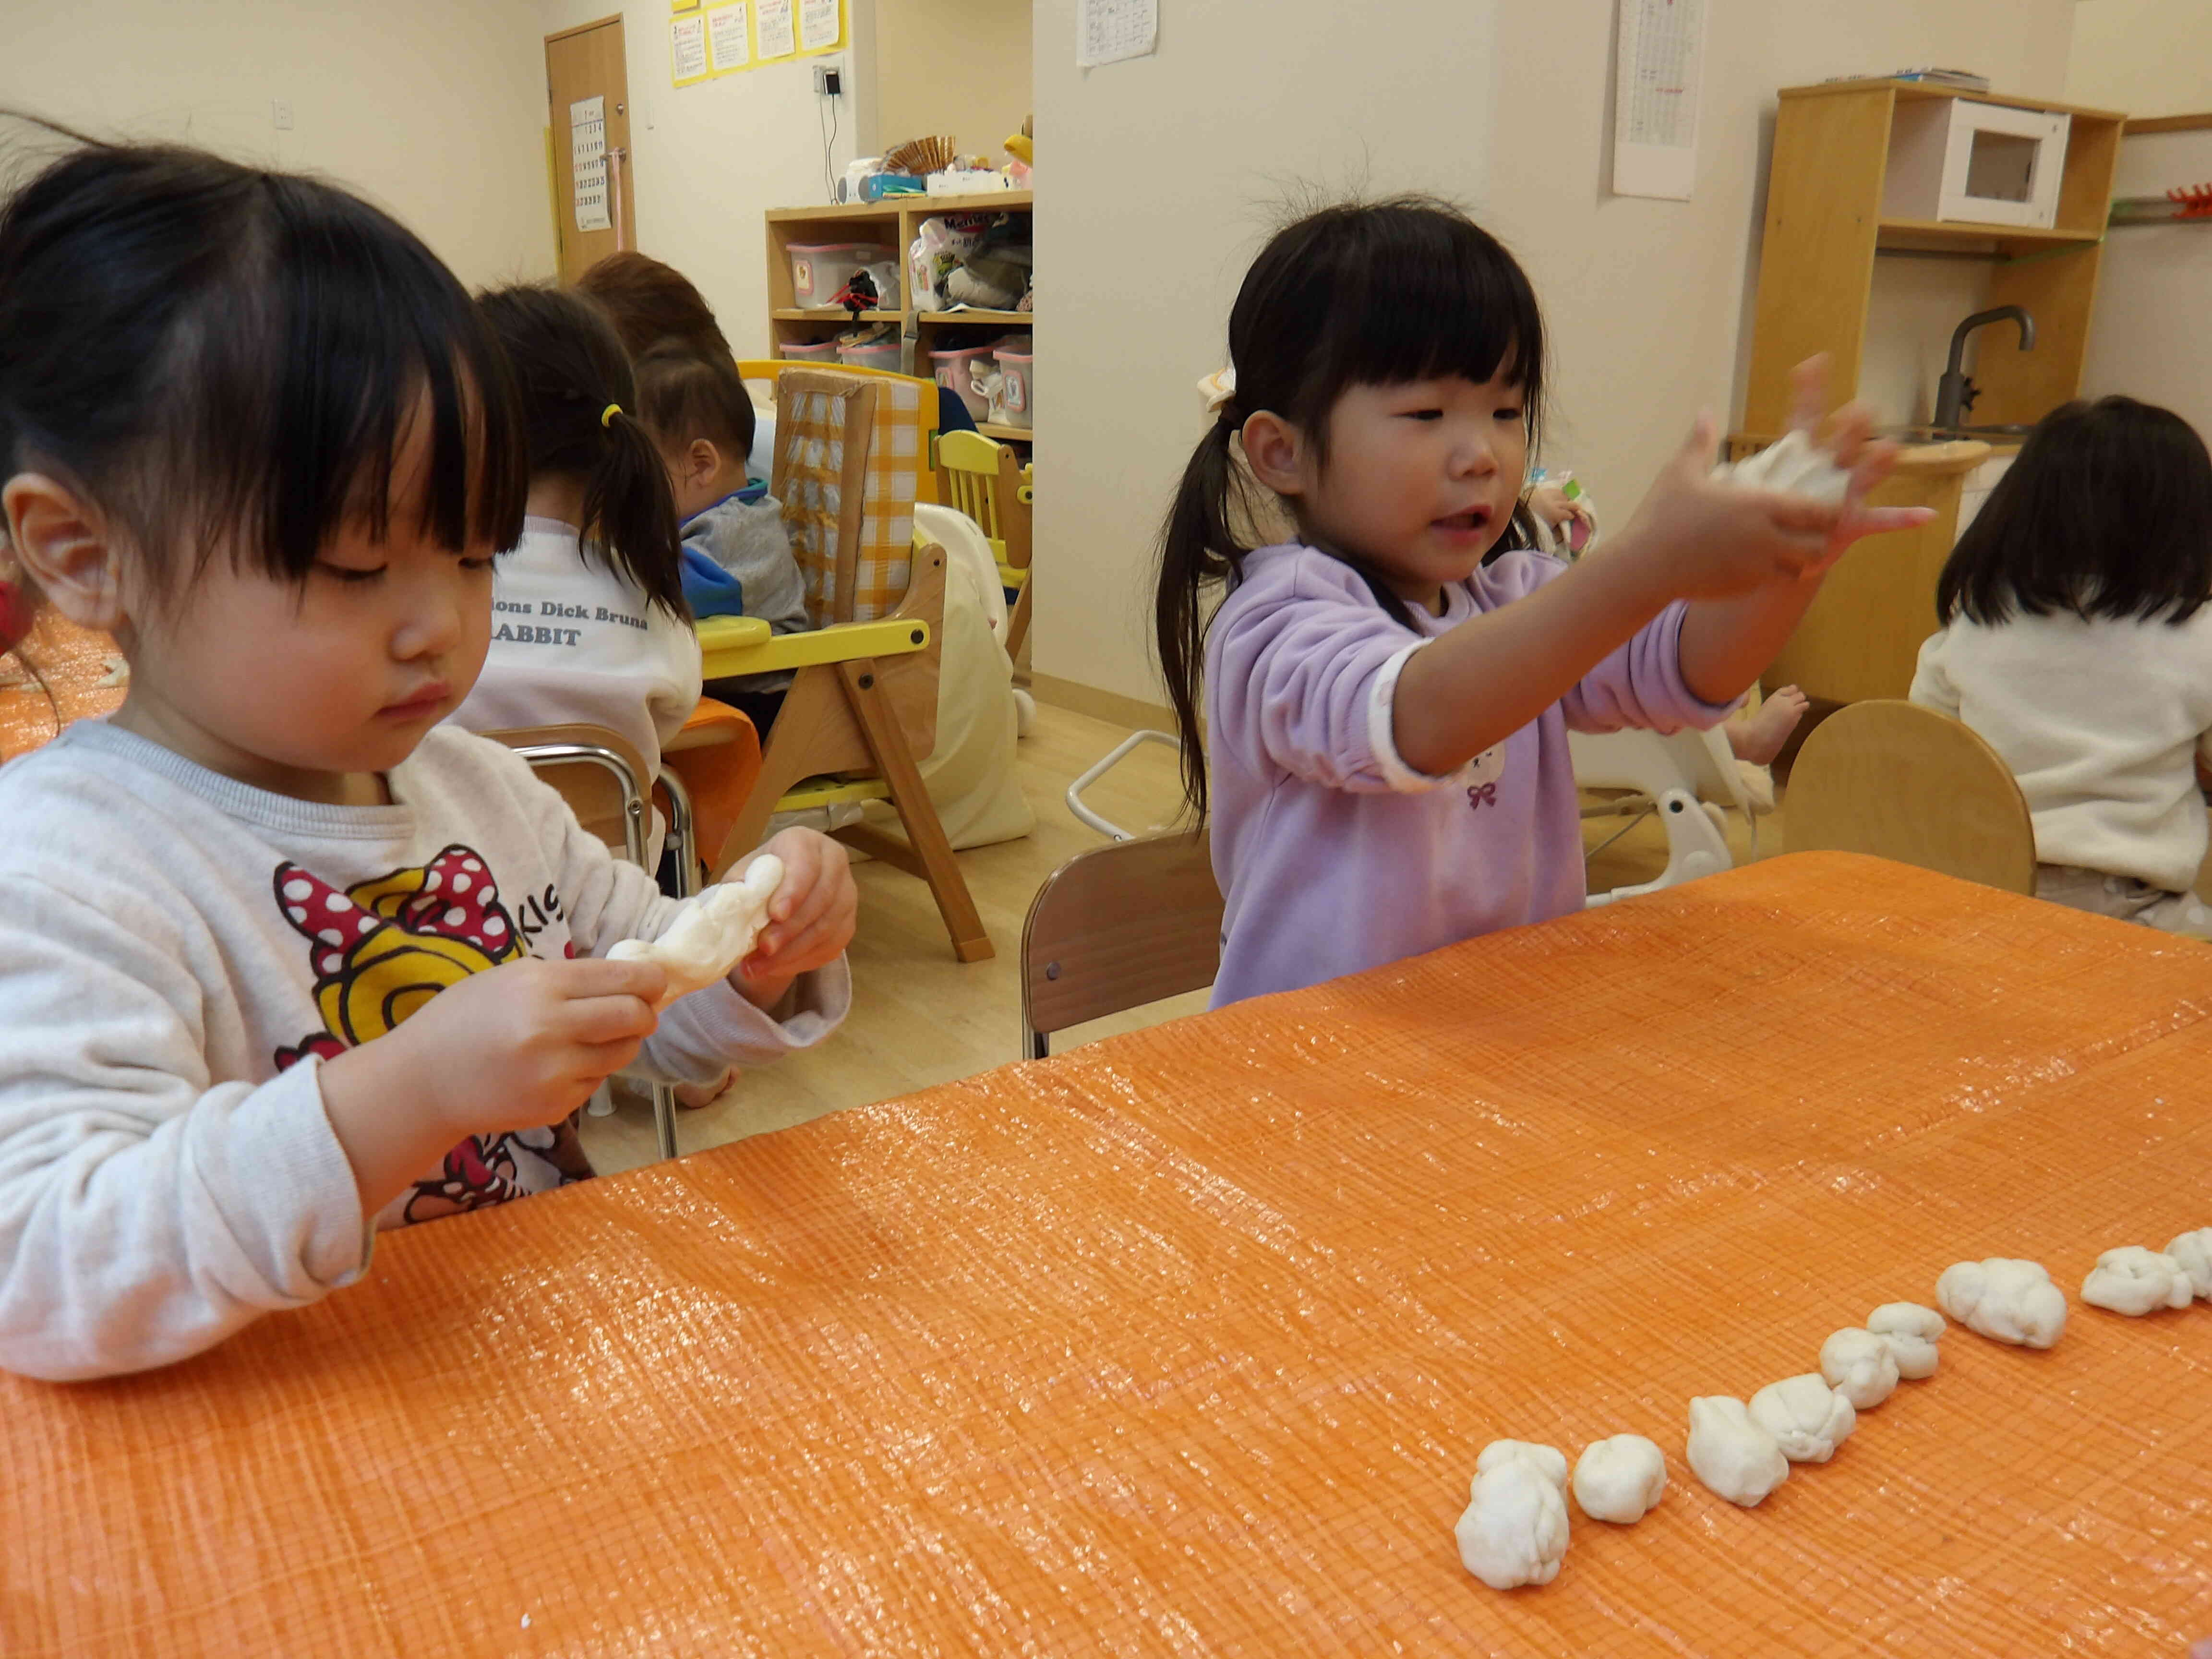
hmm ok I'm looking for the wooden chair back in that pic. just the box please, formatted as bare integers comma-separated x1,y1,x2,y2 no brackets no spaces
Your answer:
1021,831,1223,1057
487,722,654,863
1786,699,2036,893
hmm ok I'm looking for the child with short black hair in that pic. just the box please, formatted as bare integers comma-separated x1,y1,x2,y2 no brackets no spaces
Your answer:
0,129,855,1379
631,345,809,737
1912,396,2212,936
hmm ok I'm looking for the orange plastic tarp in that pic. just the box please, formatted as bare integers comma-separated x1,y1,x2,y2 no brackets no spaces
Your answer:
4,854,2210,1655
0,614,123,763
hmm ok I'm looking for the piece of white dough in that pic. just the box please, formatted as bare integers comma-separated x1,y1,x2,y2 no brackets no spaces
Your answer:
1719,428,1853,504
1748,1374,1857,1463
1571,1435,1667,1524
1474,1439,1569,1494
1685,1396,1789,1507
1935,1258,2068,1348
1866,1302,1945,1379
2081,1246,2195,1316
608,854,785,1011
1818,1328,1900,1409
2165,1228,2212,1300
1455,1443,1570,1590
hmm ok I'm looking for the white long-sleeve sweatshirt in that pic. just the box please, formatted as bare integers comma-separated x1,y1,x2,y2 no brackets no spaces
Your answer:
0,721,848,1380
1911,606,2212,893
450,517,703,856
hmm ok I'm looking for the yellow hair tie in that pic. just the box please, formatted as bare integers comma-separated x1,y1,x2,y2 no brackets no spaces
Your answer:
600,402,623,428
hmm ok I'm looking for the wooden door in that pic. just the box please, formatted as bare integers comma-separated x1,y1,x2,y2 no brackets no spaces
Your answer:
545,15,635,284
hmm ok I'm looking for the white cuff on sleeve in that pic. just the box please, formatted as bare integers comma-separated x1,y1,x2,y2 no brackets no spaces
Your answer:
1367,640,1480,793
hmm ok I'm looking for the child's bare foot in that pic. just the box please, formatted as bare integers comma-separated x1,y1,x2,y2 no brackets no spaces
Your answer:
674,1067,734,1110
1728,685,1810,766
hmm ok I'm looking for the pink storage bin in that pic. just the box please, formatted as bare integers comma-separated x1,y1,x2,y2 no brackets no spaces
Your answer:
928,343,996,420
993,347,1034,429
778,338,840,361
787,242,892,308
837,340,904,372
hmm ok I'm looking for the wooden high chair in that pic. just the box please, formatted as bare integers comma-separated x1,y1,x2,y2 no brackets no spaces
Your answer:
1786,699,2037,894
935,428,1034,661
700,364,991,962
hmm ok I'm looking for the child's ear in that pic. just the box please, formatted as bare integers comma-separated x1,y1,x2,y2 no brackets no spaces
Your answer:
687,439,722,489
1238,411,1307,498
2,473,126,631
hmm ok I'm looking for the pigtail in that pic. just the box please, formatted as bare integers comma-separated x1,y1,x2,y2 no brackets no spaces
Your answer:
1154,416,1243,821
581,406,688,621
476,283,689,623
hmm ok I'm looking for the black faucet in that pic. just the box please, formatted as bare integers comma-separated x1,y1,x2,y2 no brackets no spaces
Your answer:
1932,306,2036,432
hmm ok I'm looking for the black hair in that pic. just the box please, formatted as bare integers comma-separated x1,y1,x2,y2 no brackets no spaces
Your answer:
1936,396,2212,628
1154,195,1546,817
632,344,756,473
0,116,526,591
475,285,688,620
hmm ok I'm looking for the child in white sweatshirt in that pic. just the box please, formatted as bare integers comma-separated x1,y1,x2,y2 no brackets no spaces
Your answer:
0,136,857,1379
450,286,702,865
1911,396,2212,937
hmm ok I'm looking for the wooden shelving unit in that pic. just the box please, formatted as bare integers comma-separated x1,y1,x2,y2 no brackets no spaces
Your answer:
764,191,1034,445
1740,78,2125,439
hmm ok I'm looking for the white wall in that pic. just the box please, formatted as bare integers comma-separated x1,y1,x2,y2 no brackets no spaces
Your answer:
876,0,1032,168
1034,0,2075,709
0,0,552,293
537,0,876,356
2067,0,2212,117
2081,127,2212,440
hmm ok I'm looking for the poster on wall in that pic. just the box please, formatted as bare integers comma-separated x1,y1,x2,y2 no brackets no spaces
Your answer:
1611,0,1707,199
707,2,751,73
1076,0,1155,68
797,0,841,54
754,0,796,61
671,11,711,85
568,95,611,233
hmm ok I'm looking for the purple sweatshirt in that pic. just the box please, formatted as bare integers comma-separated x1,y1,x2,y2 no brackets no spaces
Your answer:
1205,543,1736,1006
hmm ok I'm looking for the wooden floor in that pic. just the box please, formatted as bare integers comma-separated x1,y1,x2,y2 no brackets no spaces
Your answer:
584,704,1784,1175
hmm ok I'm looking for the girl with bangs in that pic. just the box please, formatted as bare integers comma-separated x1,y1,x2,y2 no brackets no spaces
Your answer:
0,130,854,1380
1155,198,1926,1005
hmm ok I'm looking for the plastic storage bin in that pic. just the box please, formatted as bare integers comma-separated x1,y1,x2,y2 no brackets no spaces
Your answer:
929,343,997,420
778,338,840,361
993,346,1034,430
838,339,904,373
787,242,894,309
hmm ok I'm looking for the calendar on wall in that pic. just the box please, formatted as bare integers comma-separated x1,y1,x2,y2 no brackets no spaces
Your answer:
1612,0,1708,200
1077,0,1156,69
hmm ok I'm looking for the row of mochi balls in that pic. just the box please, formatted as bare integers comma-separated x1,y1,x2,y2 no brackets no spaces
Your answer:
1456,1233,2212,1590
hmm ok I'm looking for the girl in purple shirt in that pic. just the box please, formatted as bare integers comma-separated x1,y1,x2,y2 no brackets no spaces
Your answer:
1154,198,1928,1006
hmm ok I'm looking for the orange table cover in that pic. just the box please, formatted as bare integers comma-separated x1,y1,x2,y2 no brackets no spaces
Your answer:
5,854,2211,1655
0,614,124,763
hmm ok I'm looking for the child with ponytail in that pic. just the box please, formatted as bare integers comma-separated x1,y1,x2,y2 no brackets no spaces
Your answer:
452,285,701,862
1157,197,1927,1006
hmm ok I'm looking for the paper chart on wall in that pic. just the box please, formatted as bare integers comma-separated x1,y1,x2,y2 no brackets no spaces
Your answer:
568,96,611,234
1611,0,1707,199
1076,0,1155,68
671,11,711,85
707,2,750,73
754,0,796,60
797,0,840,54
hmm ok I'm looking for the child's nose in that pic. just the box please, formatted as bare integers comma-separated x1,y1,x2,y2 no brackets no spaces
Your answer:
394,582,465,660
